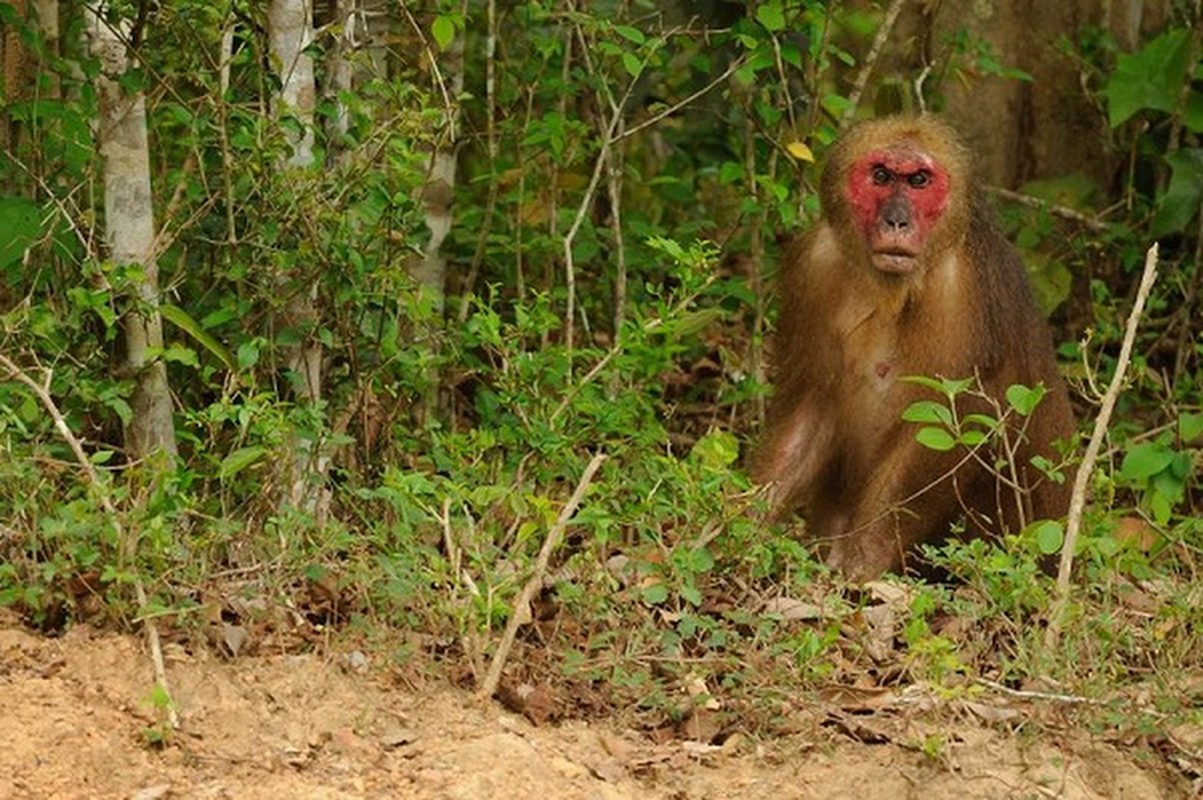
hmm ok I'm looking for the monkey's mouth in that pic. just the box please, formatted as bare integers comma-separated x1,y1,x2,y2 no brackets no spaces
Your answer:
871,247,919,274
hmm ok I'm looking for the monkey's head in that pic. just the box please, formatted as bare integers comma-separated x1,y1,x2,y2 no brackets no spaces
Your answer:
821,117,972,276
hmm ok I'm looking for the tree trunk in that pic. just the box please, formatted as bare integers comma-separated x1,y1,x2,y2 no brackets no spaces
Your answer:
85,4,177,461
413,26,464,310
267,0,328,517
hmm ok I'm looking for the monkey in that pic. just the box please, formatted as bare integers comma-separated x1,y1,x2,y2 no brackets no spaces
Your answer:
752,116,1075,581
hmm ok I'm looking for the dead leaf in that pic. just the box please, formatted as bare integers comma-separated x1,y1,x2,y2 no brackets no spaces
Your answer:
762,596,825,621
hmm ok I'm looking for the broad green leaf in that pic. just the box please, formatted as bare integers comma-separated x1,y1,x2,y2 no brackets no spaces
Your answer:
682,546,715,573
916,427,957,451
613,25,645,45
1005,384,1047,416
756,2,785,32
680,584,702,607
219,446,268,479
1179,411,1203,443
431,15,456,50
1150,491,1172,527
160,344,199,367
0,196,41,269
1150,148,1203,238
641,581,669,605
959,430,988,447
161,303,237,371
1118,441,1174,482
902,400,953,426
621,51,642,79
963,413,1000,431
1101,28,1192,127
1186,89,1203,133
1025,519,1064,555
690,430,739,468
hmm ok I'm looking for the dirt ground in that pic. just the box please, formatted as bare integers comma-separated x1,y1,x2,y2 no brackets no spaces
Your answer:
0,611,1191,800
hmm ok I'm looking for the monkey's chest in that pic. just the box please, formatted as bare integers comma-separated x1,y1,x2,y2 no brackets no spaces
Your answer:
838,314,900,397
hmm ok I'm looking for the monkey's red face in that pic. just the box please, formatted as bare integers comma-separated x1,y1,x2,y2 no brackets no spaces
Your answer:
846,149,950,274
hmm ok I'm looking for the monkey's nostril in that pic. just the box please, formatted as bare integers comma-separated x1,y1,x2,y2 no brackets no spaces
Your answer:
881,196,911,230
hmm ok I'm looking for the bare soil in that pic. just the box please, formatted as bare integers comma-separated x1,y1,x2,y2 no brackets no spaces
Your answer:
0,612,1190,800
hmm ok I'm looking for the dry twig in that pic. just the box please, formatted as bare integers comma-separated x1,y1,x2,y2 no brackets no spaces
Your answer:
477,452,606,701
0,352,179,729
1046,243,1159,648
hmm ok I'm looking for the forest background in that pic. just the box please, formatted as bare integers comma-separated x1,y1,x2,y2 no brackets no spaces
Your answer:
0,0,1202,777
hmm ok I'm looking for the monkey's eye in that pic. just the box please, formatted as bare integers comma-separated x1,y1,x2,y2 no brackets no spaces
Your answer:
871,166,892,186
907,171,930,188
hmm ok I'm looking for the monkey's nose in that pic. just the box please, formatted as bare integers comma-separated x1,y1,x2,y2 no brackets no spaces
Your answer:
881,196,911,231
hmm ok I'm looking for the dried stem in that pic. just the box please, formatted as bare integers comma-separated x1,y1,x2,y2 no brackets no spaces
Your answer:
0,352,178,730
477,452,606,700
1046,243,1159,648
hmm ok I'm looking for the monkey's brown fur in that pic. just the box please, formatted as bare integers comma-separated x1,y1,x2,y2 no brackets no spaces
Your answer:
753,116,1074,580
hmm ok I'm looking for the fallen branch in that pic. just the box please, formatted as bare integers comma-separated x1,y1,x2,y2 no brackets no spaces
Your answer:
0,352,179,730
478,452,606,701
1046,243,1159,648
974,678,1099,705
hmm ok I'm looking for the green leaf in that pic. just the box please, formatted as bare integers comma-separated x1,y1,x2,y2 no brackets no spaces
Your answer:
902,400,953,426
1150,148,1203,238
915,427,957,451
680,584,703,607
685,546,715,573
161,303,237,371
621,51,643,79
902,374,975,399
1025,519,1064,555
1005,384,1046,416
0,196,42,269
690,430,739,468
959,430,988,447
718,160,743,184
756,2,785,32
89,449,115,465
160,344,199,367
1118,441,1174,482
431,15,456,50
1185,89,1203,133
1179,411,1203,444
219,446,268,479
1101,28,1192,127
963,413,1000,431
641,581,669,605
613,24,645,45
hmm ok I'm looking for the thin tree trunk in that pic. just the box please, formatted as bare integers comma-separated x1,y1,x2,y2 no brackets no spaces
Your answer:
86,4,177,460
267,0,327,516
413,29,464,310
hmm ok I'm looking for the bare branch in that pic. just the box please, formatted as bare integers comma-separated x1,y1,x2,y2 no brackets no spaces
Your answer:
478,452,606,701
0,352,179,730
1046,243,1159,648
841,0,906,127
